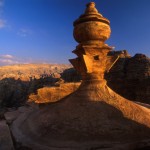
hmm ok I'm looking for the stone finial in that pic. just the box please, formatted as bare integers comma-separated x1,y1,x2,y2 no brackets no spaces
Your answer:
73,2,111,45
84,2,99,14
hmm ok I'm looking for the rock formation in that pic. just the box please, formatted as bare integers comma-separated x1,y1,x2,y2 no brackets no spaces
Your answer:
0,64,70,81
11,2,150,150
0,56,149,107
0,78,28,108
0,64,71,108
106,53,150,103
28,82,80,104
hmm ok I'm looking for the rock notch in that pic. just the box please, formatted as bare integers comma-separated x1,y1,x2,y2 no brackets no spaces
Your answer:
12,2,150,149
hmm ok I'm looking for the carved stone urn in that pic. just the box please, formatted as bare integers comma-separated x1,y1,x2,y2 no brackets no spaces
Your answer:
73,2,111,45
70,2,118,81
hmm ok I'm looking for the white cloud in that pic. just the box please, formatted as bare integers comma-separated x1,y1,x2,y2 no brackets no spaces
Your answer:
17,28,33,37
0,54,20,66
0,58,19,64
0,54,52,66
0,54,14,59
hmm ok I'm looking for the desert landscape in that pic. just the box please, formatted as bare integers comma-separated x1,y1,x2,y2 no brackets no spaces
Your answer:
0,52,149,108
0,1,150,150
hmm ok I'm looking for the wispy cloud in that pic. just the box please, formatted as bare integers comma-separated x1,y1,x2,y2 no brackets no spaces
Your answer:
0,58,19,65
0,54,19,65
0,54,14,59
17,28,33,37
0,54,52,66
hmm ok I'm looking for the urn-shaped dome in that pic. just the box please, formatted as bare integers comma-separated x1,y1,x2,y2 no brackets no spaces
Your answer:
73,2,111,45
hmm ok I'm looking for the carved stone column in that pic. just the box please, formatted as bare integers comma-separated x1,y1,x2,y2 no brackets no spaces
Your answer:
70,2,119,83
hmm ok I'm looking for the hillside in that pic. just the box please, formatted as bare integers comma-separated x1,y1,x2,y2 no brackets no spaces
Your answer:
0,64,72,108
0,64,71,81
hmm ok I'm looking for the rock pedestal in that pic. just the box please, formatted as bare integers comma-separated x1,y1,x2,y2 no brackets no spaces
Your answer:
70,2,118,80
11,2,150,150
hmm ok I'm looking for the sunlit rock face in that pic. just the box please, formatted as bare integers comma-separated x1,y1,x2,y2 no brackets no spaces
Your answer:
11,2,150,150
73,2,111,45
28,83,80,104
70,2,118,81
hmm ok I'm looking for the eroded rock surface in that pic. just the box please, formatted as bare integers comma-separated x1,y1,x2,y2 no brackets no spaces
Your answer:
106,53,150,103
29,83,80,103
0,120,14,150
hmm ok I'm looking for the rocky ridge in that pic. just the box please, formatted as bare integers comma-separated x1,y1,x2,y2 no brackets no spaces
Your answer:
106,52,150,104
0,64,71,81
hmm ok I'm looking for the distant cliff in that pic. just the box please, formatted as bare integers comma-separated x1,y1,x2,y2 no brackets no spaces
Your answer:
0,64,71,81
105,52,150,104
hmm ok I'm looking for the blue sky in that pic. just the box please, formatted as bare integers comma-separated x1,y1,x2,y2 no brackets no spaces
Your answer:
0,0,150,65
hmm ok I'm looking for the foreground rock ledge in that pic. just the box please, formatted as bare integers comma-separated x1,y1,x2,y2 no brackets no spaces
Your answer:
11,81,150,149
11,2,150,150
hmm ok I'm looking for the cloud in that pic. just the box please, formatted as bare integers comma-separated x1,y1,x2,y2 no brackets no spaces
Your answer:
0,54,14,59
0,55,19,66
0,54,24,66
0,54,53,66
0,58,19,64
17,28,33,37
0,54,41,66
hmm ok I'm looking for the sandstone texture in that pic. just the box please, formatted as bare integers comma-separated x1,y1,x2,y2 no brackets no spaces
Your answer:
106,53,150,104
0,64,71,81
29,82,80,103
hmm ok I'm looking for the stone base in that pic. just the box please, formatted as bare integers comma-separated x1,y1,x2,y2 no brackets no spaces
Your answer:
11,80,150,150
0,120,14,150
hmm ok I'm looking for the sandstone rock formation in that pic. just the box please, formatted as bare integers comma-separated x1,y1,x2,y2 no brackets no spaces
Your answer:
0,78,28,108
0,64,70,81
106,53,150,103
0,64,71,108
0,54,149,107
28,82,80,104
0,120,14,150
11,2,150,150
